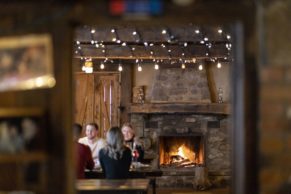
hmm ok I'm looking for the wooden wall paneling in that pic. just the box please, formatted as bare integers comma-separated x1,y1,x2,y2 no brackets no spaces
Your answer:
100,77,111,136
93,75,102,136
98,74,120,136
120,65,132,124
75,74,89,125
75,73,120,138
86,74,95,125
112,73,121,127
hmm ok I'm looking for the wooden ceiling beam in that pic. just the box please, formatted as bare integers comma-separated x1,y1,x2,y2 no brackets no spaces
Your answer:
75,26,231,43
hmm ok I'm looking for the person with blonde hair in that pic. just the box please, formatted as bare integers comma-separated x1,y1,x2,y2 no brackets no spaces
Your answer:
121,122,144,162
99,127,132,179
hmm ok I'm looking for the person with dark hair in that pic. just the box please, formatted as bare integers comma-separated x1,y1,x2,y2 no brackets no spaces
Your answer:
99,127,132,179
121,122,144,162
78,122,106,168
73,123,94,179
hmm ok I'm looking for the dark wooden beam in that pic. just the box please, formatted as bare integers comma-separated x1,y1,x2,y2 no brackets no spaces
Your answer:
75,44,228,60
205,64,218,103
129,103,230,115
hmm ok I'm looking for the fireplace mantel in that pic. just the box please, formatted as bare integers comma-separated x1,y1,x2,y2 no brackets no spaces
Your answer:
129,103,230,115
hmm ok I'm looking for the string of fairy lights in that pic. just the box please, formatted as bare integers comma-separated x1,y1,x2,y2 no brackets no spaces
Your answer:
74,26,232,73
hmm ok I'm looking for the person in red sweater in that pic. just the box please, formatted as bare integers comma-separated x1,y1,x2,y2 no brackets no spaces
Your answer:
73,123,94,179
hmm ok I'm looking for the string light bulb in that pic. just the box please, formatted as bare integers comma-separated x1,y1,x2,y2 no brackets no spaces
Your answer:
218,29,223,34
181,63,186,69
217,62,222,69
138,64,142,72
100,63,105,69
118,64,123,71
154,63,159,70
198,64,203,70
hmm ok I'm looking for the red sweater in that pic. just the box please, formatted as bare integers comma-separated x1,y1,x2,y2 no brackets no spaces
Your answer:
75,142,94,179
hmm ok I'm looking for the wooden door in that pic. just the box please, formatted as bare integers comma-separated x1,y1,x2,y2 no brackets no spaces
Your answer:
74,72,120,137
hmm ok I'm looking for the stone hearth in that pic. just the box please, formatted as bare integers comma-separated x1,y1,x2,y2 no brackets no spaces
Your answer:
130,113,231,188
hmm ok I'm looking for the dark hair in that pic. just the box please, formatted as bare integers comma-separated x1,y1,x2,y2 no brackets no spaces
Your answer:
73,123,82,137
85,122,99,130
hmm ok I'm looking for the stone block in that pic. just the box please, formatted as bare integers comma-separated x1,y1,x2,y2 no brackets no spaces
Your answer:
185,117,197,123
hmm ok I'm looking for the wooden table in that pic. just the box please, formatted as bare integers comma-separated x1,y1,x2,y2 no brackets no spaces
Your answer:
76,179,150,194
85,168,162,194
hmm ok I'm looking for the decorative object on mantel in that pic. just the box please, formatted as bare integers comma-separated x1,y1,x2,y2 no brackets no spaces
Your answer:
132,86,145,104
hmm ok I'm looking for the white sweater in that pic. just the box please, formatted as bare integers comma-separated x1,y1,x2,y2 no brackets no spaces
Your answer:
78,137,106,167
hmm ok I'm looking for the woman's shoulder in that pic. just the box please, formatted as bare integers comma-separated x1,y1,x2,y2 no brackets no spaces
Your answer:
124,146,132,153
98,147,107,156
97,138,107,146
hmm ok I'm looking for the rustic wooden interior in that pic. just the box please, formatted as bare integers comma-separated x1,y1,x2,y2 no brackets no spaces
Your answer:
0,1,264,194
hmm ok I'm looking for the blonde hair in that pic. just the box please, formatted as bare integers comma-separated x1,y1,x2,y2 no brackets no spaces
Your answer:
121,122,135,134
104,127,126,160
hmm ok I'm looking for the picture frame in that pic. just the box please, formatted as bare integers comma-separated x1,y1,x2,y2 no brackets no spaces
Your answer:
0,34,55,91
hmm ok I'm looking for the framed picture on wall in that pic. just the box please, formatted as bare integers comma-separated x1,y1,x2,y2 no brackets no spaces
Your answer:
0,34,56,91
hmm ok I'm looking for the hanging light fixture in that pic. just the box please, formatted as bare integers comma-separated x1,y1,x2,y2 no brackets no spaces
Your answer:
181,63,186,69
138,63,142,72
100,62,105,69
217,62,222,69
118,64,123,71
83,58,93,73
154,63,159,70
198,64,203,71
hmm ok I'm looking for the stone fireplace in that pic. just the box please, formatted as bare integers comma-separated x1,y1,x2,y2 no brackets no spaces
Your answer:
129,67,231,188
130,113,231,188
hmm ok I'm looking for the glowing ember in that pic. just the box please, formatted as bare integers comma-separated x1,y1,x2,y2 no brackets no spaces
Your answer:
178,146,186,159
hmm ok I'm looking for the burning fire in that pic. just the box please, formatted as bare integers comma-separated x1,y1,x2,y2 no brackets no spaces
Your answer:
177,144,196,163
178,146,186,158
159,137,204,168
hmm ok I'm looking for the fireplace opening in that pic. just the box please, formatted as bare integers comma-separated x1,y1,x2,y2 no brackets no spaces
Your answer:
159,135,204,168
